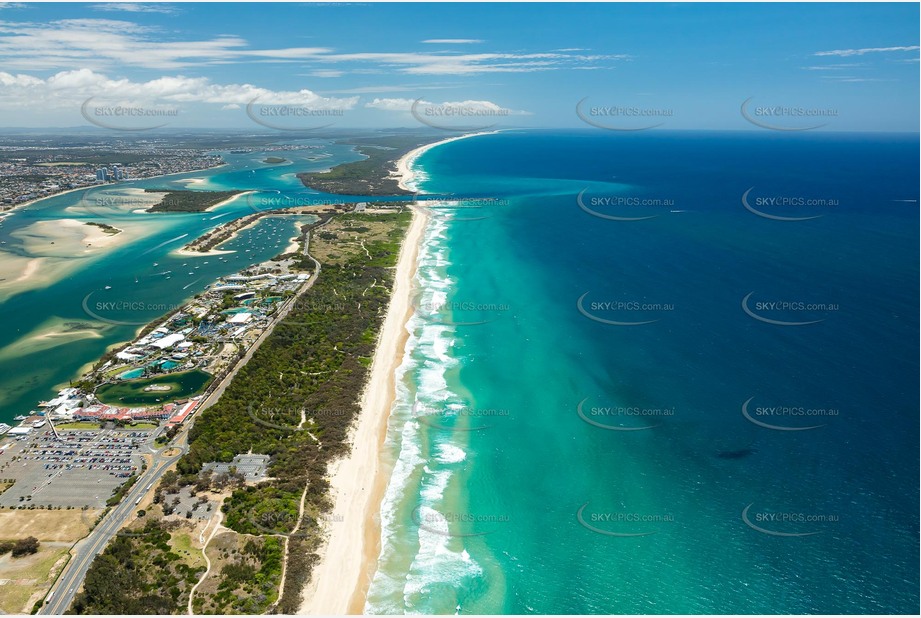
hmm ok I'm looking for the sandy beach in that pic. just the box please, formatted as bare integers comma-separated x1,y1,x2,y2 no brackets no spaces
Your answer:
203,190,254,212
298,205,426,615
396,130,500,192
298,132,493,614
0,219,136,303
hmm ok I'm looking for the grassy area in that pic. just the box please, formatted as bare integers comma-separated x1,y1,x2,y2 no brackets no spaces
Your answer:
95,369,212,405
0,510,94,614
128,422,159,430
0,545,70,614
168,531,207,572
0,510,95,542
310,211,412,266
56,422,101,431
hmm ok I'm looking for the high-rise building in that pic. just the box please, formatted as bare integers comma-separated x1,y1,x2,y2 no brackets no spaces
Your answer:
95,168,108,182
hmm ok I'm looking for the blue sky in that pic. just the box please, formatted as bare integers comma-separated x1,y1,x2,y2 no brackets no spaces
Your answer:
0,2,917,131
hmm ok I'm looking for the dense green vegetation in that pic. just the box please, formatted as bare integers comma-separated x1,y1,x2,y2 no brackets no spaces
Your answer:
192,535,283,614
145,190,242,213
263,157,287,164
0,536,40,557
106,473,138,507
178,211,410,611
68,521,203,615
69,210,410,614
297,135,433,195
85,221,120,235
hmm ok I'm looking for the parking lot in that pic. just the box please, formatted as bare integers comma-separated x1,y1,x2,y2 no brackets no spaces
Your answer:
0,428,153,509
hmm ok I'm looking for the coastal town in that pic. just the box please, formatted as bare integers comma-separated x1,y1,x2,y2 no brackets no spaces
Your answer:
0,147,225,212
0,139,313,214
0,193,333,503
0,259,311,504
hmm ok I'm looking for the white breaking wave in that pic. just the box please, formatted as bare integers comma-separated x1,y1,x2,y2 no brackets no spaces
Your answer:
365,197,483,613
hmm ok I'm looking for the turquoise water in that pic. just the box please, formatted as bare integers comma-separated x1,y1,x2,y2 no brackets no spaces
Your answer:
366,131,919,614
117,368,145,380
0,140,362,422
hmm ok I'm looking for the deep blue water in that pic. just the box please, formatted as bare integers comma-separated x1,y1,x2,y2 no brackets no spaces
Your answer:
367,130,919,614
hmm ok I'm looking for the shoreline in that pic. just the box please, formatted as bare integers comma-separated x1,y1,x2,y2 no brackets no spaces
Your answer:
299,131,491,614
0,163,228,217
297,205,427,615
396,130,500,192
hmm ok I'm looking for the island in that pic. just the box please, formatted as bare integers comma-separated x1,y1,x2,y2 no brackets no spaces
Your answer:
85,221,122,235
297,135,434,195
145,189,244,213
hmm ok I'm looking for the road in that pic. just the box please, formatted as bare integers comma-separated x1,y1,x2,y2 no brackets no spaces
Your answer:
41,436,188,615
40,236,324,615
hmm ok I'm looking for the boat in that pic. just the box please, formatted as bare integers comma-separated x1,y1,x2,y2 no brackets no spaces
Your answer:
104,285,112,290
14,415,27,421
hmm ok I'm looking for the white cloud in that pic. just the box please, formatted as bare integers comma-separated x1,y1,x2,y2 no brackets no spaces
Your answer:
90,3,177,13
365,97,426,111
802,63,867,70
324,83,460,95
0,18,620,74
814,45,920,57
366,97,529,116
307,70,344,78
422,39,483,45
0,69,359,111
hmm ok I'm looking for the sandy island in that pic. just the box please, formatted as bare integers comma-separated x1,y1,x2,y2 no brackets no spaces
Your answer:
0,219,133,303
298,132,495,614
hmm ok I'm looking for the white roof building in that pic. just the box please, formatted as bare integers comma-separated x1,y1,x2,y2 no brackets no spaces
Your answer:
227,312,253,324
151,333,185,350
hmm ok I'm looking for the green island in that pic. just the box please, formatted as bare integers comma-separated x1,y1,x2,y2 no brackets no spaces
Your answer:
145,189,243,213
263,156,287,164
71,210,411,614
297,134,432,195
85,221,121,235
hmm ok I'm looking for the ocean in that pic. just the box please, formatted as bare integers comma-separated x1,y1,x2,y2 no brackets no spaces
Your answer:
365,130,919,614
1,130,916,614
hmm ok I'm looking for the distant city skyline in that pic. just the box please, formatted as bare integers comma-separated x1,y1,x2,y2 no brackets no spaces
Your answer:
0,2,918,131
